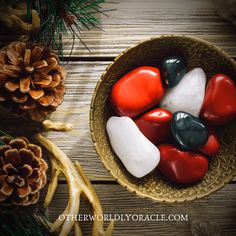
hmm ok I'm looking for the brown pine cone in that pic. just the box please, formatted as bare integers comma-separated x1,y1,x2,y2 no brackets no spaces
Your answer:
0,42,66,121
0,136,48,206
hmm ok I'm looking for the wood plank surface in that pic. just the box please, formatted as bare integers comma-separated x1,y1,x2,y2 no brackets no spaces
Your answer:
0,0,236,235
40,183,236,236
39,62,236,183
0,0,236,58
1,61,235,183
29,59,236,235
45,62,113,181
0,62,111,180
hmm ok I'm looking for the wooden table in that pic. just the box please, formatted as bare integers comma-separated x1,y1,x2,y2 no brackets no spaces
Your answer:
1,0,236,235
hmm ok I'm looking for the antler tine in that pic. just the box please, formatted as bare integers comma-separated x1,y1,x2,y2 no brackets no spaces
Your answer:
74,222,83,236
0,5,40,35
35,134,81,235
105,221,115,236
42,120,74,132
11,10,40,34
51,203,70,232
34,134,114,236
75,162,114,236
44,156,61,208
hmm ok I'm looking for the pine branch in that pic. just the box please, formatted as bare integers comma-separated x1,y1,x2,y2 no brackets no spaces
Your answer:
0,130,13,138
0,210,56,236
27,0,109,56
0,0,115,56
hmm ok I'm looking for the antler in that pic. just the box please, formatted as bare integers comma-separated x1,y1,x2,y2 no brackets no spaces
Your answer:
0,2,40,35
75,162,115,236
34,133,114,236
11,10,40,35
42,120,73,132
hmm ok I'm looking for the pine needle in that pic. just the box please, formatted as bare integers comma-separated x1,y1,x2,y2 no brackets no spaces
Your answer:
28,0,108,56
0,129,14,146
0,210,56,236
0,0,114,56
0,130,13,138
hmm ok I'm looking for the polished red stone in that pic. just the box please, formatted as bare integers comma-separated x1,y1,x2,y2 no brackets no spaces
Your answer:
201,74,236,125
198,128,220,157
158,144,208,184
110,66,164,117
134,108,172,144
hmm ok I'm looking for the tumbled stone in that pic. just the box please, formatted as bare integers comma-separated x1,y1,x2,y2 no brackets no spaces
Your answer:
200,73,236,125
160,68,206,117
171,111,208,150
161,56,187,88
158,144,208,184
110,66,164,117
106,116,160,178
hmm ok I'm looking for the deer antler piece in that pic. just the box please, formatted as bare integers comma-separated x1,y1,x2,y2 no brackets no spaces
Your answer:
34,134,114,236
11,10,40,34
0,2,40,35
75,162,114,236
42,120,74,132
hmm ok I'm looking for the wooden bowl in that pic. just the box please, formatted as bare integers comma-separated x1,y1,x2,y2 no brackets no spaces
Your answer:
90,35,236,202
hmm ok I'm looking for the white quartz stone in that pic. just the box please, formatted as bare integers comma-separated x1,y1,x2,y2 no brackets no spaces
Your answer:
160,68,206,117
106,116,160,178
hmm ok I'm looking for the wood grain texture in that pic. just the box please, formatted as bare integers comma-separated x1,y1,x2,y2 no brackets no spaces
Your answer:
0,0,235,235
0,0,236,58
39,183,236,236
0,62,111,180
41,62,236,184
46,62,113,181
1,61,235,184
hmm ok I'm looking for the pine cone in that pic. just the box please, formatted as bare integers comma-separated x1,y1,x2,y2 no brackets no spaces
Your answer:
0,136,48,206
0,42,66,121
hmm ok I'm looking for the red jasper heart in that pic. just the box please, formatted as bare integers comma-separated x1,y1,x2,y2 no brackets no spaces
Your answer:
134,108,172,144
158,144,208,184
198,128,220,157
110,66,164,117
201,74,236,125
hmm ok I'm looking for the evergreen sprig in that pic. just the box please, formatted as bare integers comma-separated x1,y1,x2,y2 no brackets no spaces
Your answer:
0,129,14,146
28,0,112,56
0,0,114,56
0,210,56,236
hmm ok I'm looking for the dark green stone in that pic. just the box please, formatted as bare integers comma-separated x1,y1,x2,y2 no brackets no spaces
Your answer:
161,56,187,88
171,112,208,150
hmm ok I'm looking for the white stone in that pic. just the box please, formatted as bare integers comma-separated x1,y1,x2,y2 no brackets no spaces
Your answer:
106,116,160,178
160,68,206,117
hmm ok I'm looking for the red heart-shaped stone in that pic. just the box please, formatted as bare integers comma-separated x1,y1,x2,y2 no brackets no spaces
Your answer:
134,108,172,144
110,66,164,117
158,144,208,184
201,74,236,125
198,128,220,157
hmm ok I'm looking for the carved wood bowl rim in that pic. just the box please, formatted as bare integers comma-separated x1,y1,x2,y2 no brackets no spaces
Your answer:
90,35,236,203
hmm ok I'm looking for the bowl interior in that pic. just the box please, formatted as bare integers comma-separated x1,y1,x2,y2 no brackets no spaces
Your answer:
90,36,236,202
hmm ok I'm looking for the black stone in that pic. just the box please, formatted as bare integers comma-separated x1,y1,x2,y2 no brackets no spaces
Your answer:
161,56,187,88
171,111,208,150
